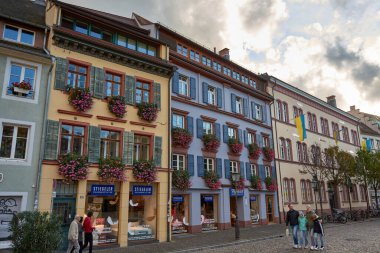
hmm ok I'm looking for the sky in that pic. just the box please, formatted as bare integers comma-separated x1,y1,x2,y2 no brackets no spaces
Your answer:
62,0,380,115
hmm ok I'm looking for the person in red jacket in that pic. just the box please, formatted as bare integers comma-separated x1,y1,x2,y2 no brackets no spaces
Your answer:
82,211,94,253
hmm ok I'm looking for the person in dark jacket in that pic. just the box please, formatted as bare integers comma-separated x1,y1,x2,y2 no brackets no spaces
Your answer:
312,214,324,250
82,211,94,253
286,204,300,248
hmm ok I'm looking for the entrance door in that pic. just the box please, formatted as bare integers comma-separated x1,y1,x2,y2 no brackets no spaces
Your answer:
266,195,274,223
230,197,237,227
52,197,76,250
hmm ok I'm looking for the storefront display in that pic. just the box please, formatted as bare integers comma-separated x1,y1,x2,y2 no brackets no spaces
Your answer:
128,184,157,241
201,195,218,231
171,195,189,234
250,195,260,224
0,196,22,248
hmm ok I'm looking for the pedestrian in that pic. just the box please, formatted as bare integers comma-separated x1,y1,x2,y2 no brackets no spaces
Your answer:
67,215,80,253
298,211,308,249
71,216,84,253
82,211,95,253
285,204,300,249
305,204,316,249
312,214,325,251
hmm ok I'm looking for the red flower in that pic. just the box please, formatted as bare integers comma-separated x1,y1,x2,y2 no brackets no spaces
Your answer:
231,177,245,191
172,128,193,148
204,171,221,190
173,170,192,191
248,143,262,159
12,81,32,90
137,103,158,122
262,147,275,162
228,138,243,154
68,88,93,112
202,134,220,152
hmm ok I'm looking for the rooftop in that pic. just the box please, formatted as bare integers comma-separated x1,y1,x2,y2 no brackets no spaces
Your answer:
0,0,46,28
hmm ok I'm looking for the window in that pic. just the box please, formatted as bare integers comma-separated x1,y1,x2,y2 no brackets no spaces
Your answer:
312,114,318,132
178,75,189,96
351,184,358,201
3,25,34,45
213,62,221,72
283,179,289,203
100,129,120,158
89,26,102,39
307,112,312,130
341,185,349,202
342,127,350,142
6,62,37,99
321,117,330,136
360,185,367,201
289,179,296,203
232,71,237,79
203,121,213,135
264,166,271,178
67,62,88,89
0,125,29,159
147,46,156,56
235,97,243,114
301,180,306,202
134,135,150,161
117,35,127,47
135,81,151,104
202,56,207,65
206,58,211,67
223,67,231,77
332,122,340,140
204,158,215,172
207,86,216,105
190,50,199,62
137,41,147,54
320,182,327,202
302,143,308,162
255,104,263,121
283,103,289,122
377,140,380,150
172,114,185,129
276,100,282,121
172,154,185,170
105,72,122,97
60,124,85,155
230,161,239,174
293,106,302,119
262,135,270,147
236,73,240,81
227,127,237,139
306,180,313,202
283,178,297,203
74,21,88,34
286,139,292,161
127,38,137,50
279,138,285,159
296,142,302,162
247,132,255,145
250,164,257,176
176,44,188,56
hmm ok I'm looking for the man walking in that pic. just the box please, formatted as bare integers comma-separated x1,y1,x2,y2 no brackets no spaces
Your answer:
306,205,316,250
286,204,300,249
67,215,80,253
82,211,95,253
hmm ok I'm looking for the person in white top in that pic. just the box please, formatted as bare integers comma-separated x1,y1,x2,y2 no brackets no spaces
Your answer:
67,215,81,253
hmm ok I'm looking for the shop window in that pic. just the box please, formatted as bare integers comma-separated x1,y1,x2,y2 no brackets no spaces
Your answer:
134,135,150,161
250,195,259,224
172,114,185,129
0,195,24,248
171,195,189,234
178,75,189,96
67,62,88,89
201,195,218,231
105,72,122,97
172,154,185,170
3,24,34,45
203,121,213,135
135,81,151,104
204,158,215,172
100,129,121,158
230,161,239,174
0,124,29,159
59,124,85,155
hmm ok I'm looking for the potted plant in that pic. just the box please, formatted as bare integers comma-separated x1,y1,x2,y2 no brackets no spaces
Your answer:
248,143,261,159
58,154,89,183
98,157,127,182
203,170,221,190
262,146,275,162
172,127,193,148
68,87,93,112
12,81,32,94
250,175,263,190
173,170,192,191
231,177,245,191
137,102,159,122
265,176,277,191
202,134,220,152
132,160,157,183
228,138,243,154
108,96,126,118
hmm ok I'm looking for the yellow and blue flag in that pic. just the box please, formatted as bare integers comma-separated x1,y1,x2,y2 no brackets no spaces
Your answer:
295,114,307,141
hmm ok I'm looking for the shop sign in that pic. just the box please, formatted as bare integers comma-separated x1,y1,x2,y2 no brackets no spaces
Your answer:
230,188,244,197
132,185,153,196
90,185,115,196
203,195,213,202
172,196,184,203
250,196,257,201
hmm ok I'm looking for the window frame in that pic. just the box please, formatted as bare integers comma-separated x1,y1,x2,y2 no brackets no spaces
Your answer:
230,160,239,174
235,96,243,114
282,102,289,122
3,24,35,46
0,124,29,160
133,134,153,161
66,59,90,89
227,126,237,140
255,104,263,121
276,100,283,121
104,70,124,97
58,121,88,156
264,165,271,178
279,138,285,159
99,127,123,159
204,157,215,172
285,139,292,161
172,113,185,129
250,163,257,176
172,154,186,171
135,78,153,104
247,131,256,145
202,120,214,135
207,86,216,105
178,75,189,97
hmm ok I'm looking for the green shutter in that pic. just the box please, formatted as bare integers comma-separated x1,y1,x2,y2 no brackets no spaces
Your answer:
88,126,101,163
153,82,161,110
123,131,134,165
154,136,162,167
54,57,68,90
90,66,105,98
44,120,59,160
124,75,136,105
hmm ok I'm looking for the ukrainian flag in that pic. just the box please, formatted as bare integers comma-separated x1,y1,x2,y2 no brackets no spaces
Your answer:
295,114,307,141
361,139,366,151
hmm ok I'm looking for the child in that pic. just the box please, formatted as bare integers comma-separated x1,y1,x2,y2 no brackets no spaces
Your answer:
312,214,324,251
298,211,308,249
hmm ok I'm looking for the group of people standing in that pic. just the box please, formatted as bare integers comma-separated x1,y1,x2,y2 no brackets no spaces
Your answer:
67,211,94,253
286,204,325,251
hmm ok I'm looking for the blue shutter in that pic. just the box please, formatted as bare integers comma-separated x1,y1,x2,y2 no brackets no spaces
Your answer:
238,129,243,143
243,98,248,117
231,93,236,113
187,154,194,176
125,75,136,105
240,162,245,179
224,159,231,179
172,71,179,94
257,134,263,147
223,124,228,143
90,66,105,99
88,126,101,163
202,82,208,104
197,156,204,177
190,77,196,100
196,118,204,139
252,102,256,119
216,158,223,178
54,57,68,90
153,82,161,110
262,104,267,123
246,162,252,180
215,123,221,141
243,130,248,147
187,116,194,135
269,137,274,148
271,166,276,179
217,87,222,108
258,164,265,180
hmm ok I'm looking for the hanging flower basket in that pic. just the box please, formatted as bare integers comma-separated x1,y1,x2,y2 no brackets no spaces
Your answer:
98,157,127,182
137,103,159,122
108,96,126,118
172,128,193,148
264,176,277,191
203,171,221,190
228,138,243,154
250,175,263,190
173,170,192,191
231,177,245,191
248,143,262,159
262,147,275,162
68,87,93,112
12,81,32,94
132,160,157,183
202,134,220,152
58,154,89,183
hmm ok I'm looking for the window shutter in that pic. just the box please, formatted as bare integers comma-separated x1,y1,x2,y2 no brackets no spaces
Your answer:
154,82,161,110
197,156,204,177
256,134,263,147
243,130,248,147
231,93,236,113
172,71,179,94
252,102,256,119
217,87,222,108
238,129,243,143
196,118,203,139
262,104,267,123
44,120,59,160
269,137,274,148
216,158,222,178
124,75,135,105
54,57,68,91
154,136,162,167
187,154,194,176
90,66,105,99
258,164,265,180
123,131,134,165
245,162,252,180
223,124,228,143
215,123,221,140
202,82,208,104
243,98,248,117
187,116,194,136
224,159,230,179
271,166,276,179
88,126,101,163
190,77,196,100
240,162,245,178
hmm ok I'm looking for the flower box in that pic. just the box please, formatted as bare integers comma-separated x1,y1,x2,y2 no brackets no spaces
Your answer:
203,171,221,190
108,96,126,118
231,177,245,191
132,160,157,183
248,143,261,160
262,147,275,162
58,154,89,183
202,134,220,152
228,138,243,154
264,176,277,192
137,103,158,122
173,170,192,191
68,87,93,112
13,87,30,94
98,157,127,182
172,128,193,148
250,175,263,191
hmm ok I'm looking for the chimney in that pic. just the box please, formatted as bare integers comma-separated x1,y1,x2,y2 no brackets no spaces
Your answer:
326,95,337,107
350,105,360,113
219,48,230,60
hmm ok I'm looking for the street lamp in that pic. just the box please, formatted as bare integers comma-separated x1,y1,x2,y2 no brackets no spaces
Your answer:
312,175,319,213
231,172,240,240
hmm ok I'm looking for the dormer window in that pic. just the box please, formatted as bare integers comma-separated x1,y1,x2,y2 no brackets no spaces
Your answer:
3,25,34,46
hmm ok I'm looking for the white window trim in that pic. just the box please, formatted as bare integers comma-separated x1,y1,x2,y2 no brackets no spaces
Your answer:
2,57,42,104
250,164,256,176
178,75,189,96
230,161,239,174
0,118,35,166
3,24,35,46
204,158,215,172
236,97,242,114
207,86,216,105
265,166,271,178
172,154,185,171
173,114,185,129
